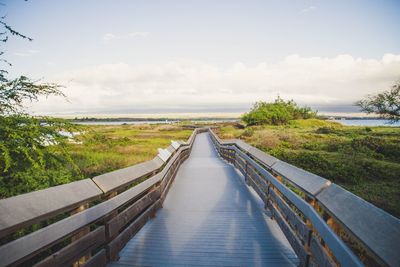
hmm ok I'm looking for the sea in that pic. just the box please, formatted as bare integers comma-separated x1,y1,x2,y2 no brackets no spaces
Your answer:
73,119,399,127
330,119,400,127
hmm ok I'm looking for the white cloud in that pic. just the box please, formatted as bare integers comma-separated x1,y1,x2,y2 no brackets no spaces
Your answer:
30,54,400,115
300,6,317,14
13,49,39,57
102,32,150,42
102,33,116,41
127,32,150,37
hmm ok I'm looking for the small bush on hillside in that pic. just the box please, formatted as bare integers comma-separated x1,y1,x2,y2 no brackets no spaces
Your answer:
242,97,317,126
316,126,336,134
241,127,254,137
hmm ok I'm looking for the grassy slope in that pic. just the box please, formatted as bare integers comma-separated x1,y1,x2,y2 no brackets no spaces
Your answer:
69,124,193,178
216,119,400,218
0,124,192,198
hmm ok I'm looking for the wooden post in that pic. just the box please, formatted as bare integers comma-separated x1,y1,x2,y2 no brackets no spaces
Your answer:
71,203,90,267
244,162,250,185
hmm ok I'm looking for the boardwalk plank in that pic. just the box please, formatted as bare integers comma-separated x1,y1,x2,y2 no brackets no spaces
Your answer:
107,133,298,267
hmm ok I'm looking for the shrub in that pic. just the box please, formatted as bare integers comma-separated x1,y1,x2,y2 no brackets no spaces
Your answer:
241,127,254,138
242,97,317,126
316,126,336,134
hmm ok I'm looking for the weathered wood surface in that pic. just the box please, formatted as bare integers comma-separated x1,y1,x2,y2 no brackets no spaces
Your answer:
106,189,161,239
219,142,363,266
0,179,102,239
309,234,335,267
107,201,161,261
247,176,267,205
210,129,330,197
270,203,309,266
214,128,400,266
247,163,269,192
271,160,331,197
83,249,107,267
0,129,197,267
34,226,105,267
317,184,400,267
246,146,278,168
209,129,278,167
269,189,310,244
93,157,164,194
0,162,167,267
108,133,298,267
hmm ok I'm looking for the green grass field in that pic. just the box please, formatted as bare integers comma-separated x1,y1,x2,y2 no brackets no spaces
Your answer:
215,119,400,218
68,124,193,177
0,124,192,198
2,120,399,219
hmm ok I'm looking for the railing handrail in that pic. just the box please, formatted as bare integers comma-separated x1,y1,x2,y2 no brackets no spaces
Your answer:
209,128,400,267
0,128,198,239
0,127,206,267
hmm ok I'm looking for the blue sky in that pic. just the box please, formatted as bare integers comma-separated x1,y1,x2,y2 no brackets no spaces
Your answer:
3,0,400,116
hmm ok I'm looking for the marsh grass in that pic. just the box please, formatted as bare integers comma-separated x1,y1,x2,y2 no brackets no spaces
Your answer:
68,124,192,177
217,119,400,217
0,124,192,198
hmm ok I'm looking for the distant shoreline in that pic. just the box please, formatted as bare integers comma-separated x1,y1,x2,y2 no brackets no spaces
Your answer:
69,116,385,122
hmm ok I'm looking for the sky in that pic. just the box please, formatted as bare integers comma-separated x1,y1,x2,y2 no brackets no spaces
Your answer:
2,0,400,117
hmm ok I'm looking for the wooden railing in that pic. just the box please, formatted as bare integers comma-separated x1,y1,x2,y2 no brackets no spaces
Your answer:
209,129,400,267
1,127,398,267
0,128,207,267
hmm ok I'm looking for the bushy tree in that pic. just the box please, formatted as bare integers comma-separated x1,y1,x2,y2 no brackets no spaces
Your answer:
356,82,400,123
0,8,82,197
242,97,317,126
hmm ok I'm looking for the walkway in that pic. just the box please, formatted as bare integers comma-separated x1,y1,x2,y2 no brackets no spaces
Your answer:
108,132,298,266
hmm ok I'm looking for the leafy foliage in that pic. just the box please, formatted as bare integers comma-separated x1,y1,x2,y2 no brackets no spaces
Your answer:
356,82,400,122
0,75,64,115
217,121,400,217
242,97,317,126
0,115,82,197
0,6,77,197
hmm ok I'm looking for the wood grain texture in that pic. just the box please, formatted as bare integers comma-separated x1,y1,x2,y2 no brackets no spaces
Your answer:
269,189,310,244
83,249,107,267
108,133,299,267
93,157,164,194
270,203,309,266
309,235,336,267
317,184,400,267
271,160,331,197
106,189,161,239
107,201,161,261
231,146,362,267
0,179,102,239
34,226,105,267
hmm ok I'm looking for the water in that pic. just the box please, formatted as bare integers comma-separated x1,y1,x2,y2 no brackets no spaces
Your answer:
73,119,398,127
73,120,177,125
331,119,400,127
73,119,238,125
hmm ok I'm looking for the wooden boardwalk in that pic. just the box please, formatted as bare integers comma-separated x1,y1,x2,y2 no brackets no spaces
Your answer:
108,133,298,267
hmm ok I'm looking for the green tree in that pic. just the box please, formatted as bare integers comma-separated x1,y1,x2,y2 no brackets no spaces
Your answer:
356,82,400,123
0,7,82,197
242,97,317,126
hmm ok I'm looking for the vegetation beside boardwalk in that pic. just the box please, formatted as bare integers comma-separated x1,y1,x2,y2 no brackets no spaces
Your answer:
216,119,400,217
1,118,399,219
0,124,192,198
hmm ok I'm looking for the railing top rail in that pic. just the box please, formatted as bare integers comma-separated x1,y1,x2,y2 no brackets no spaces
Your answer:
0,128,203,244
232,145,363,267
93,157,164,194
208,129,329,197
0,179,102,239
209,128,400,267
0,128,206,267
317,184,400,267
